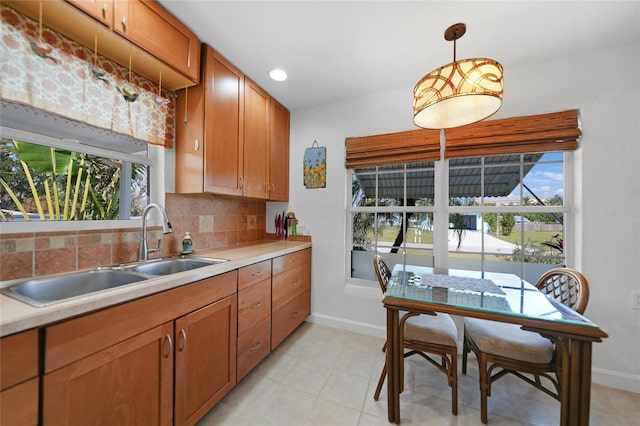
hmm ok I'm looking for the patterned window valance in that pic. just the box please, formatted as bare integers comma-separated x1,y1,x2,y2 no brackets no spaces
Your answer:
0,4,176,149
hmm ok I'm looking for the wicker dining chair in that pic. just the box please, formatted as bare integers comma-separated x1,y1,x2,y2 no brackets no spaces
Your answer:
373,255,459,415
462,268,590,424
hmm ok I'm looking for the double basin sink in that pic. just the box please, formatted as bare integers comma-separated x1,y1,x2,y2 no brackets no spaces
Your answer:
0,256,228,307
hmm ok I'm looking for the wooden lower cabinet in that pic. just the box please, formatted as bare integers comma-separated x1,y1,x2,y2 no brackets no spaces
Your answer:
174,295,237,426
41,272,238,426
0,328,39,426
0,378,38,426
272,289,311,349
237,261,272,381
271,249,312,349
43,322,175,426
5,248,310,424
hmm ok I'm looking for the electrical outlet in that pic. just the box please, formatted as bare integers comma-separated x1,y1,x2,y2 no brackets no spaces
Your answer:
633,291,640,310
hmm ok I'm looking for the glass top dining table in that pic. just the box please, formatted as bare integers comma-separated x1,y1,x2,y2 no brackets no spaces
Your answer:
386,265,600,328
382,264,608,425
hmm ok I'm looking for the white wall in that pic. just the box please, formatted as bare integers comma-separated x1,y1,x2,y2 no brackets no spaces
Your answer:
271,43,640,392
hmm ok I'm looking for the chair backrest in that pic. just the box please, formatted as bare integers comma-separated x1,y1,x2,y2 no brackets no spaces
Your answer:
373,255,392,294
536,268,590,314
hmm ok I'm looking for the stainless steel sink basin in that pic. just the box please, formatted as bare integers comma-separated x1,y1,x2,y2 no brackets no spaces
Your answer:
1,269,150,307
127,257,227,276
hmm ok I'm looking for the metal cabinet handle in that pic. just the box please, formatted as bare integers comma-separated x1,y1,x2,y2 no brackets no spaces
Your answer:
249,342,262,352
163,334,173,358
291,311,299,318
251,270,263,277
251,301,262,309
102,3,108,14
292,280,300,285
178,329,187,352
121,17,126,27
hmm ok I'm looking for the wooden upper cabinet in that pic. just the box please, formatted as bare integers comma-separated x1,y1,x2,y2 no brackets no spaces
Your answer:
66,0,114,27
175,43,290,200
6,0,200,89
203,48,244,195
269,98,290,201
243,78,270,199
176,45,245,196
113,0,200,81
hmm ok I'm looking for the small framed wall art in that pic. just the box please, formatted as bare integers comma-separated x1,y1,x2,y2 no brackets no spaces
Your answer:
303,141,326,189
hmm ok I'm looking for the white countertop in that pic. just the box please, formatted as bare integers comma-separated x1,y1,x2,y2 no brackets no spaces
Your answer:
0,240,311,337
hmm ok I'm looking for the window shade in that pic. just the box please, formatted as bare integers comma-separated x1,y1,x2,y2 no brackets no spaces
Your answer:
444,109,581,158
345,128,440,168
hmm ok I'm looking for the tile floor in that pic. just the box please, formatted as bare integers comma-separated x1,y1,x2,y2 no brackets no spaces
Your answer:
198,322,639,426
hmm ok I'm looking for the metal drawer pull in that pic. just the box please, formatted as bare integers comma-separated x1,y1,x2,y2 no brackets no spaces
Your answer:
291,311,299,318
178,329,187,352
251,270,263,277
163,334,173,358
292,280,300,285
121,17,126,26
251,301,262,309
249,342,262,352
102,4,108,13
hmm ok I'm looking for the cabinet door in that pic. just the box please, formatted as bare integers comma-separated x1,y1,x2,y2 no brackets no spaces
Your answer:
203,48,244,196
243,78,270,199
269,98,290,201
113,0,199,81
43,322,174,426
174,295,237,426
66,0,114,27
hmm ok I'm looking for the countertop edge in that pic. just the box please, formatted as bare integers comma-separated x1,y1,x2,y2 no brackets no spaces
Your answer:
0,240,312,337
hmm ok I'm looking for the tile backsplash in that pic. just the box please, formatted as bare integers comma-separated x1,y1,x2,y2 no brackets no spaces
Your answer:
0,193,266,281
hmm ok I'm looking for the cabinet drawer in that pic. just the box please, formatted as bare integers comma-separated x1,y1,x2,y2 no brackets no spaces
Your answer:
272,264,311,312
238,260,272,290
0,329,38,391
238,278,271,336
271,289,310,349
237,317,271,381
0,377,38,426
272,249,311,276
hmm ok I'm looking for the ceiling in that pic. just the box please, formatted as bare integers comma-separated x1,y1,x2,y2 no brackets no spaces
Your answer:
157,1,640,112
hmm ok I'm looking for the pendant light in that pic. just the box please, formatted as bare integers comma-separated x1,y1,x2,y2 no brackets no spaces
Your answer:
413,23,503,129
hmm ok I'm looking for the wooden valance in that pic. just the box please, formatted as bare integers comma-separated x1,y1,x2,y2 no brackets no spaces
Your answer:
345,128,440,169
444,109,581,158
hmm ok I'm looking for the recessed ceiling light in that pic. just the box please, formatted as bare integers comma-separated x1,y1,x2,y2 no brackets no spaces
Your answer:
269,68,287,82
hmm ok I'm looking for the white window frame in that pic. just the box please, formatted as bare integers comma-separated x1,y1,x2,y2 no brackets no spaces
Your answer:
346,151,574,286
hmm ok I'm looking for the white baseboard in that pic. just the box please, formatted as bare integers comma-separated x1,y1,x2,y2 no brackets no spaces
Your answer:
592,367,640,393
305,313,640,395
307,313,386,339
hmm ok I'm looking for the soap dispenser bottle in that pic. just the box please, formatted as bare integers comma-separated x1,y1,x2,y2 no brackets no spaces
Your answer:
182,232,193,253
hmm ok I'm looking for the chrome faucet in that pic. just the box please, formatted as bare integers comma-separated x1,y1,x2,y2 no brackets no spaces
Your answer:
137,203,173,261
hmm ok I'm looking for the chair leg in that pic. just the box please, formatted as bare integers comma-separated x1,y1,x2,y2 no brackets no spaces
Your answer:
478,353,490,424
450,351,458,416
374,363,387,401
462,329,469,375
